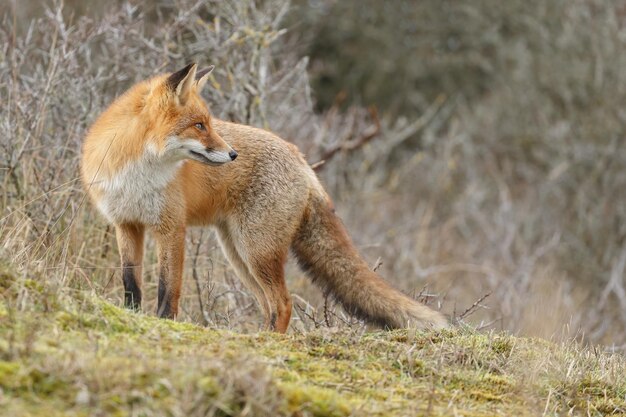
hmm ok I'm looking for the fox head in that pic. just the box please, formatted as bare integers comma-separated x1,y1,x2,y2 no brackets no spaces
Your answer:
143,63,237,166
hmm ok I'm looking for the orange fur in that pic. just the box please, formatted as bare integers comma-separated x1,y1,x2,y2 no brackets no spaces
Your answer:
81,64,448,332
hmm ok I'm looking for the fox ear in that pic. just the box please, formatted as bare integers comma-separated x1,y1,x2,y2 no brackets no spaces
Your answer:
195,65,215,91
166,63,197,105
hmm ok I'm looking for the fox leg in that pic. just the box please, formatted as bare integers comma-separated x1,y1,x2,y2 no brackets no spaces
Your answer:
216,225,273,327
247,254,292,333
217,224,292,333
233,230,293,333
115,223,145,311
154,224,186,319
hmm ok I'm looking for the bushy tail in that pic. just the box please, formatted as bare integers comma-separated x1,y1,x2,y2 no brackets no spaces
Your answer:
292,194,448,330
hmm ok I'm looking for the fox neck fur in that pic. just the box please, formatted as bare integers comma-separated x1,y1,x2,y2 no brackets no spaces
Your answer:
91,142,184,225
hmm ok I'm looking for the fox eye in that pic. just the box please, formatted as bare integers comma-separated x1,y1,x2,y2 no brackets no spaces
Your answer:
195,122,205,131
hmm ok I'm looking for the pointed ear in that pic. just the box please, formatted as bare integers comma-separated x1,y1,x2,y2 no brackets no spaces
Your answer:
195,65,215,91
166,63,197,105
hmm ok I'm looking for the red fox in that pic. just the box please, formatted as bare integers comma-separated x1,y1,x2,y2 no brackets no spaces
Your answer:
81,63,448,333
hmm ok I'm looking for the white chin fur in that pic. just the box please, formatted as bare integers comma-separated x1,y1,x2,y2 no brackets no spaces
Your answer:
164,136,231,165
94,142,184,225
205,150,232,164
187,150,232,166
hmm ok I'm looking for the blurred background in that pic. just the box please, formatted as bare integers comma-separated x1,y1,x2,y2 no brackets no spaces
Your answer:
2,0,626,348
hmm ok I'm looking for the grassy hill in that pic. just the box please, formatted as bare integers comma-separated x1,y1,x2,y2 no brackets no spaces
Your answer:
1,266,625,417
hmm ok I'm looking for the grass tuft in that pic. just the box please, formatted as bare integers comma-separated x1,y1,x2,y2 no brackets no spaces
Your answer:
1,282,625,416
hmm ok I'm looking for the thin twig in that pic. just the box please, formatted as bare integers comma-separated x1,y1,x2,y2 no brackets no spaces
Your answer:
323,293,332,327
312,106,381,171
372,257,383,272
457,292,492,321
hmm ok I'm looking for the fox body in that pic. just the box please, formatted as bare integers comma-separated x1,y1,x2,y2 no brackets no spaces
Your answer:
81,63,448,332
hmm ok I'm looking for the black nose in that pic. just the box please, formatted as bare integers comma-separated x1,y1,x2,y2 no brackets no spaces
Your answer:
229,150,238,161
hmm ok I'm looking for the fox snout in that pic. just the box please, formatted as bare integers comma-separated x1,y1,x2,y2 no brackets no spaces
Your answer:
198,131,237,165
188,146,237,166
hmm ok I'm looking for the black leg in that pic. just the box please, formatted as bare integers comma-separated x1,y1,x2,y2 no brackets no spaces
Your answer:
122,262,142,311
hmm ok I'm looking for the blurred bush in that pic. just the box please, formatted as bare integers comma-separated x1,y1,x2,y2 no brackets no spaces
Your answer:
292,0,626,343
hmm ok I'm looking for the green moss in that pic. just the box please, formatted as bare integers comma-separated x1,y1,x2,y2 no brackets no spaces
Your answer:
0,360,74,402
0,360,22,387
22,279,45,293
590,398,626,415
280,383,355,417
491,337,514,356
555,376,626,415
0,262,16,290
448,373,514,403
2,294,626,416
